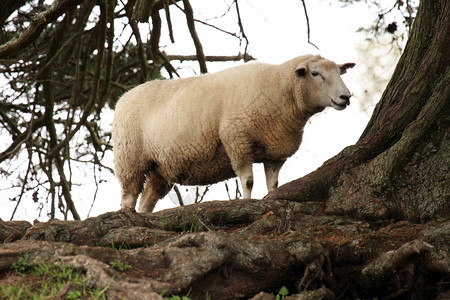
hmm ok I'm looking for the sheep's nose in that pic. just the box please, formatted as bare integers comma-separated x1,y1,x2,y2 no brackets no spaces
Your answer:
339,95,350,101
340,95,351,105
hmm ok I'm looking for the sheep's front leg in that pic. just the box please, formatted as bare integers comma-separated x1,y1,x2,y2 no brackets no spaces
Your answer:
264,160,285,192
236,164,254,199
221,134,254,199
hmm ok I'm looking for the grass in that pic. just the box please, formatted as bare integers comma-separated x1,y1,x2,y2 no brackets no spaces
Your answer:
0,254,108,299
109,260,132,272
107,241,132,250
180,213,200,233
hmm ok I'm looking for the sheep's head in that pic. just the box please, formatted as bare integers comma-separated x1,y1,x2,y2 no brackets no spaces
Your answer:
294,57,355,111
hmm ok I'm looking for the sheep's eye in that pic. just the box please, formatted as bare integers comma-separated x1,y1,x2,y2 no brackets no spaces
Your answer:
311,71,320,77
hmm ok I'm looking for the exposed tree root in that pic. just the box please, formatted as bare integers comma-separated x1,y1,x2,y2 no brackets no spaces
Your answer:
0,206,448,299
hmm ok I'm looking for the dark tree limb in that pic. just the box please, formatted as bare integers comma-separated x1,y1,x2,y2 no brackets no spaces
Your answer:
129,19,149,82
166,53,255,62
149,9,163,75
0,0,27,26
182,0,208,73
164,0,175,43
132,0,156,22
0,0,83,58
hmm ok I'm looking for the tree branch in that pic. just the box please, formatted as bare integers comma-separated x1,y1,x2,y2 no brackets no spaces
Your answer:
300,0,319,50
182,0,207,73
234,0,250,57
164,0,175,43
0,0,83,58
129,19,149,82
0,0,27,26
149,9,163,77
166,53,255,62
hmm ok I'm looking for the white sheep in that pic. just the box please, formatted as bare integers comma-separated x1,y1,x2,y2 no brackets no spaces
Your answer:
112,54,355,212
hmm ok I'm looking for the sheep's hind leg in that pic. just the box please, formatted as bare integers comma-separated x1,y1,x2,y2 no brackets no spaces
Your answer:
120,172,145,211
264,160,286,192
138,172,172,213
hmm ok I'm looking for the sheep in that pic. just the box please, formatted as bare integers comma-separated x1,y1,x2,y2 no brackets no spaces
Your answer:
112,54,355,213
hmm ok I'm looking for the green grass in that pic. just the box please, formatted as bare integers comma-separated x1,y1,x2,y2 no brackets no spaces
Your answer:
109,260,132,272
180,213,200,233
0,254,108,299
107,241,132,250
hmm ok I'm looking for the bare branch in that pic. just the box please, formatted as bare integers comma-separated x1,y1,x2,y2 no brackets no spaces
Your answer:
9,150,33,221
132,0,156,22
149,9,163,77
173,185,184,206
300,0,319,50
164,1,175,43
166,53,255,62
182,0,208,73
129,19,149,82
0,0,83,58
193,18,239,38
234,0,250,57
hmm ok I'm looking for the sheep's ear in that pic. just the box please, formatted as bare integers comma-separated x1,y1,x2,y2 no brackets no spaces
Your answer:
339,63,356,74
295,67,307,78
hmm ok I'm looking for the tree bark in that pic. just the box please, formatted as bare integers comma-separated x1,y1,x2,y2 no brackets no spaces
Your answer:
0,207,448,299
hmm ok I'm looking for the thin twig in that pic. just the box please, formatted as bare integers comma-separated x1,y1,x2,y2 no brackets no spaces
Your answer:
301,0,319,50
174,185,184,206
225,182,231,200
194,18,239,38
234,0,250,59
10,150,33,221
87,164,100,218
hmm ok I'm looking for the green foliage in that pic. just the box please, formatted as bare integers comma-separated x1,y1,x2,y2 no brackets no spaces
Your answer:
0,284,33,299
107,241,131,250
2,256,108,299
180,213,200,233
10,253,31,273
109,260,132,272
274,286,289,300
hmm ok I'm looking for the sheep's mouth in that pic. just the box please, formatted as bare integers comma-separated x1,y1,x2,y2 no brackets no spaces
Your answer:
331,99,349,110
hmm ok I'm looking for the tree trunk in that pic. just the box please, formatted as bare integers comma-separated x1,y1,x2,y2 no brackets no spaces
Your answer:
265,0,449,223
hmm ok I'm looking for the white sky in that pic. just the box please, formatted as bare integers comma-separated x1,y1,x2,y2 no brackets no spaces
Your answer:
0,0,400,221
